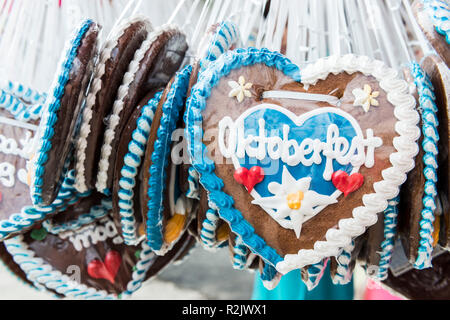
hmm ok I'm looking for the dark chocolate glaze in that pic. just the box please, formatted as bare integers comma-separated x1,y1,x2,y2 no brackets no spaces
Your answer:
382,251,450,300
40,22,100,206
81,20,151,191
421,54,450,250
101,28,188,192
413,0,450,68
203,65,398,256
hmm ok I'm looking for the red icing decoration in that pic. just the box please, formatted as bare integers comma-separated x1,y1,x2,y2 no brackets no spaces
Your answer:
87,250,122,284
331,170,364,197
234,166,265,192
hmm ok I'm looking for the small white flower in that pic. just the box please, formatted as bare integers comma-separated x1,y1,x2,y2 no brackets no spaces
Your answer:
228,76,252,103
353,84,380,113
252,166,337,238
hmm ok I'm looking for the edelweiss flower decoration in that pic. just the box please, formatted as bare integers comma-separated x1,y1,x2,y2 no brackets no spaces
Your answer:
352,84,380,112
228,76,252,102
252,166,337,238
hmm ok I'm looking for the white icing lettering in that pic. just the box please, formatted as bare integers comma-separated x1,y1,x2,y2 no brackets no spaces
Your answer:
218,106,383,180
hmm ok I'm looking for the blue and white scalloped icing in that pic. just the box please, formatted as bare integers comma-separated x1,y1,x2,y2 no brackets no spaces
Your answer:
304,258,329,291
0,169,82,240
30,19,94,206
424,0,450,44
332,241,355,285
232,236,248,270
186,48,420,274
199,20,241,71
373,197,399,280
186,166,200,200
260,263,282,290
410,62,440,269
0,89,43,122
1,80,47,105
146,65,192,253
200,207,226,250
118,91,162,245
4,228,159,300
42,197,112,235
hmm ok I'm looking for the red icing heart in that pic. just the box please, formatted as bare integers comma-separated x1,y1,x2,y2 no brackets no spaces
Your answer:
234,166,265,192
87,250,122,284
332,170,364,197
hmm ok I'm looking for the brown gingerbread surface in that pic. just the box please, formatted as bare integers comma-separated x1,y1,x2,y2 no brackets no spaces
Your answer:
202,64,398,257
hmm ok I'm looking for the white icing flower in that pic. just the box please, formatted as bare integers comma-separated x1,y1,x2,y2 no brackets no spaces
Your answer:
252,166,337,238
228,76,252,102
352,84,380,113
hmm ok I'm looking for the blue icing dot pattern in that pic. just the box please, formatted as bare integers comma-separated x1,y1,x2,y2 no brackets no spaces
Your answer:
118,91,162,245
30,19,94,206
146,65,192,252
409,62,440,269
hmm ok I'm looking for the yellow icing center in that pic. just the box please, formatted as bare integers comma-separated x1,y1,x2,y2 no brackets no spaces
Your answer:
216,223,230,242
432,215,440,247
287,191,304,210
164,213,186,244
138,223,146,237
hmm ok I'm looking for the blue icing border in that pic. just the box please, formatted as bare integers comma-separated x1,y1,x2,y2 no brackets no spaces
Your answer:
424,0,450,44
409,62,440,269
200,20,240,71
118,91,162,245
232,237,248,270
375,197,400,280
0,169,82,240
2,80,47,105
146,65,192,252
42,197,111,235
185,48,301,267
30,19,94,206
260,263,278,282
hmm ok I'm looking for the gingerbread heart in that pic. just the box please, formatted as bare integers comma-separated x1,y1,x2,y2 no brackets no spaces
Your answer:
186,49,420,274
88,250,122,284
3,215,195,299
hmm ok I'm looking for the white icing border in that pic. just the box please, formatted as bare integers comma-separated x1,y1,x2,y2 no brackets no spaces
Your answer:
95,24,180,193
75,16,152,193
272,54,420,274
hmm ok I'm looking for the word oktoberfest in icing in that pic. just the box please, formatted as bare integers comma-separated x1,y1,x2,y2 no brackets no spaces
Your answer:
0,129,33,188
218,104,383,237
59,218,123,252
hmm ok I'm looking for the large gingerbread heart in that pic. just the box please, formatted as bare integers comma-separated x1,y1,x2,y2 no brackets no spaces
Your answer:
186,49,420,274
